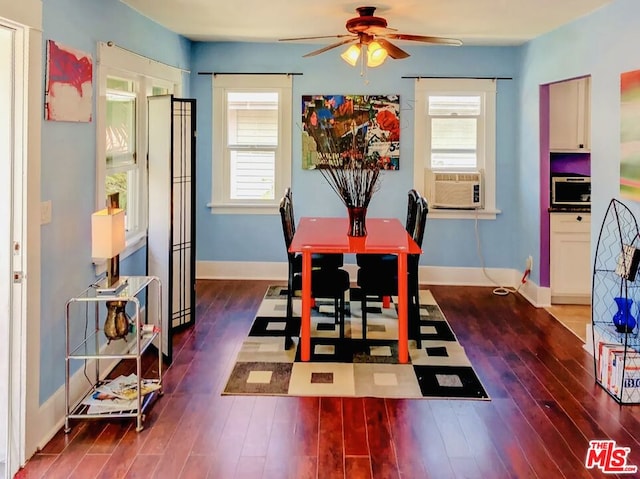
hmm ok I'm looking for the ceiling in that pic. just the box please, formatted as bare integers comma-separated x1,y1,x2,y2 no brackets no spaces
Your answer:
120,0,613,46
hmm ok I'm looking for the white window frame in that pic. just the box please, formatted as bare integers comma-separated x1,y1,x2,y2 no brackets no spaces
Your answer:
414,78,499,219
210,74,292,214
96,42,182,258
104,83,140,239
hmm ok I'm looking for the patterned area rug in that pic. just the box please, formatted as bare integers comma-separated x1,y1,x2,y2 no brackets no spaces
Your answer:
222,286,489,400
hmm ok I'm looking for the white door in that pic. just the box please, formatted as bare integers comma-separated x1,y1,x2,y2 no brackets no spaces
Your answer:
0,20,25,479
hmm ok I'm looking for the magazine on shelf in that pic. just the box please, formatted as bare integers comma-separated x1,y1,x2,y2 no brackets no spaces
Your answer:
597,341,640,402
610,350,640,402
83,396,137,414
597,342,625,390
81,374,161,413
97,373,161,400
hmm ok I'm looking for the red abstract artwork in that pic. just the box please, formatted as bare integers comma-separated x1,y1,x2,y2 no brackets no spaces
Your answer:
45,40,93,122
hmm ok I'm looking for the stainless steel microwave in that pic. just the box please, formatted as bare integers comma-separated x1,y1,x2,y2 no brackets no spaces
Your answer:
551,176,591,207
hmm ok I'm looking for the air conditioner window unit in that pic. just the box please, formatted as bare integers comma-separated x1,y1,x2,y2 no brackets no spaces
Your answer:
429,171,483,209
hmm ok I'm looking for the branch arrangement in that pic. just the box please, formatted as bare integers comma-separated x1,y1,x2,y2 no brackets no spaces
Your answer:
318,160,381,208
317,121,381,208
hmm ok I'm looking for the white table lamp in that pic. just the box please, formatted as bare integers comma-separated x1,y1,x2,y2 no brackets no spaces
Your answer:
92,207,126,289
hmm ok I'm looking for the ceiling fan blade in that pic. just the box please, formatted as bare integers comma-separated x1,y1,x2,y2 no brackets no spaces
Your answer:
279,34,353,42
302,38,358,58
383,33,463,46
362,25,398,36
375,38,410,60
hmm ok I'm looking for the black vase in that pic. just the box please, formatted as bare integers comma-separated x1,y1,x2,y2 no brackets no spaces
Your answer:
347,206,367,237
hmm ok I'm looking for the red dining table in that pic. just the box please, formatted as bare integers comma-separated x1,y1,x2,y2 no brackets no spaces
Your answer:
289,217,422,363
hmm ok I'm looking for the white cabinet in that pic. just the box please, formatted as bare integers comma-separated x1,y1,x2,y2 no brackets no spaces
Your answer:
550,213,591,303
549,77,590,152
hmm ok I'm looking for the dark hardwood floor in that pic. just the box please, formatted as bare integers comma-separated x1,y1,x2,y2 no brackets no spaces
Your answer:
15,280,640,478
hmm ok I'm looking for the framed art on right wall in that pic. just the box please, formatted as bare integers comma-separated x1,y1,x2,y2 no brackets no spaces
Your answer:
620,69,640,200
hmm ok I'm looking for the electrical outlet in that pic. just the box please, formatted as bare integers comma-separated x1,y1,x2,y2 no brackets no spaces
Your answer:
526,255,533,272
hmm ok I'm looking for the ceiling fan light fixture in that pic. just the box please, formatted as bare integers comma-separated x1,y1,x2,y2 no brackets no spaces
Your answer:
281,7,461,70
366,41,388,67
341,44,361,66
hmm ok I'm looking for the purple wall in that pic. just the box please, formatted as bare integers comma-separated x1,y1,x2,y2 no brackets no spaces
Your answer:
550,153,591,175
540,85,551,287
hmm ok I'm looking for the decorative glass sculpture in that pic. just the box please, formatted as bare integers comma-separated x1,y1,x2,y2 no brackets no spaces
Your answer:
613,296,637,333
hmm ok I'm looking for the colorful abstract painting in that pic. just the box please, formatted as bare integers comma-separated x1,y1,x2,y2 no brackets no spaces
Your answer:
302,94,400,170
620,69,640,200
45,40,93,122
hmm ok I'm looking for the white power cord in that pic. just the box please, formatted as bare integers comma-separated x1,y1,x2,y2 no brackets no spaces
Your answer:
474,210,529,296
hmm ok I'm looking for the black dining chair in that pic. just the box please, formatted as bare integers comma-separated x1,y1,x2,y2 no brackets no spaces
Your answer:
354,188,420,319
355,188,420,271
356,195,429,347
284,187,344,271
279,195,351,342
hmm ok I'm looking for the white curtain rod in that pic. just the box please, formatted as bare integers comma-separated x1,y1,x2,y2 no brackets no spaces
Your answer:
101,41,190,74
402,75,512,80
197,71,303,76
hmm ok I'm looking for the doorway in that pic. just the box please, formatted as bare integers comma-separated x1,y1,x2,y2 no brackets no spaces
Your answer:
541,77,592,340
1,19,26,479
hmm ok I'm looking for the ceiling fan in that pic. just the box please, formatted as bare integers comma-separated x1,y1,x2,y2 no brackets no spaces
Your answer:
279,6,462,67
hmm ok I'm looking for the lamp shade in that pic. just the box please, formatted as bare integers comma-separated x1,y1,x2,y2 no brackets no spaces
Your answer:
91,208,125,258
341,44,361,66
367,41,388,67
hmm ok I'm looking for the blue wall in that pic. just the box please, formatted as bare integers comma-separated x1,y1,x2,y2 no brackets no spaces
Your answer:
40,0,190,403
38,0,639,407
192,42,521,268
518,0,640,287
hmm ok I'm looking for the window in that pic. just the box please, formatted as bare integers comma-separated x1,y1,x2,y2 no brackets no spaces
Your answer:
414,78,498,217
211,75,292,214
105,78,137,233
96,42,182,254
429,95,481,169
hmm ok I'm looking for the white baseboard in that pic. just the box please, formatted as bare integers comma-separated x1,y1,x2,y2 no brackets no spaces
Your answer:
519,281,550,308
551,294,591,305
196,261,287,280
585,323,594,356
196,260,545,307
